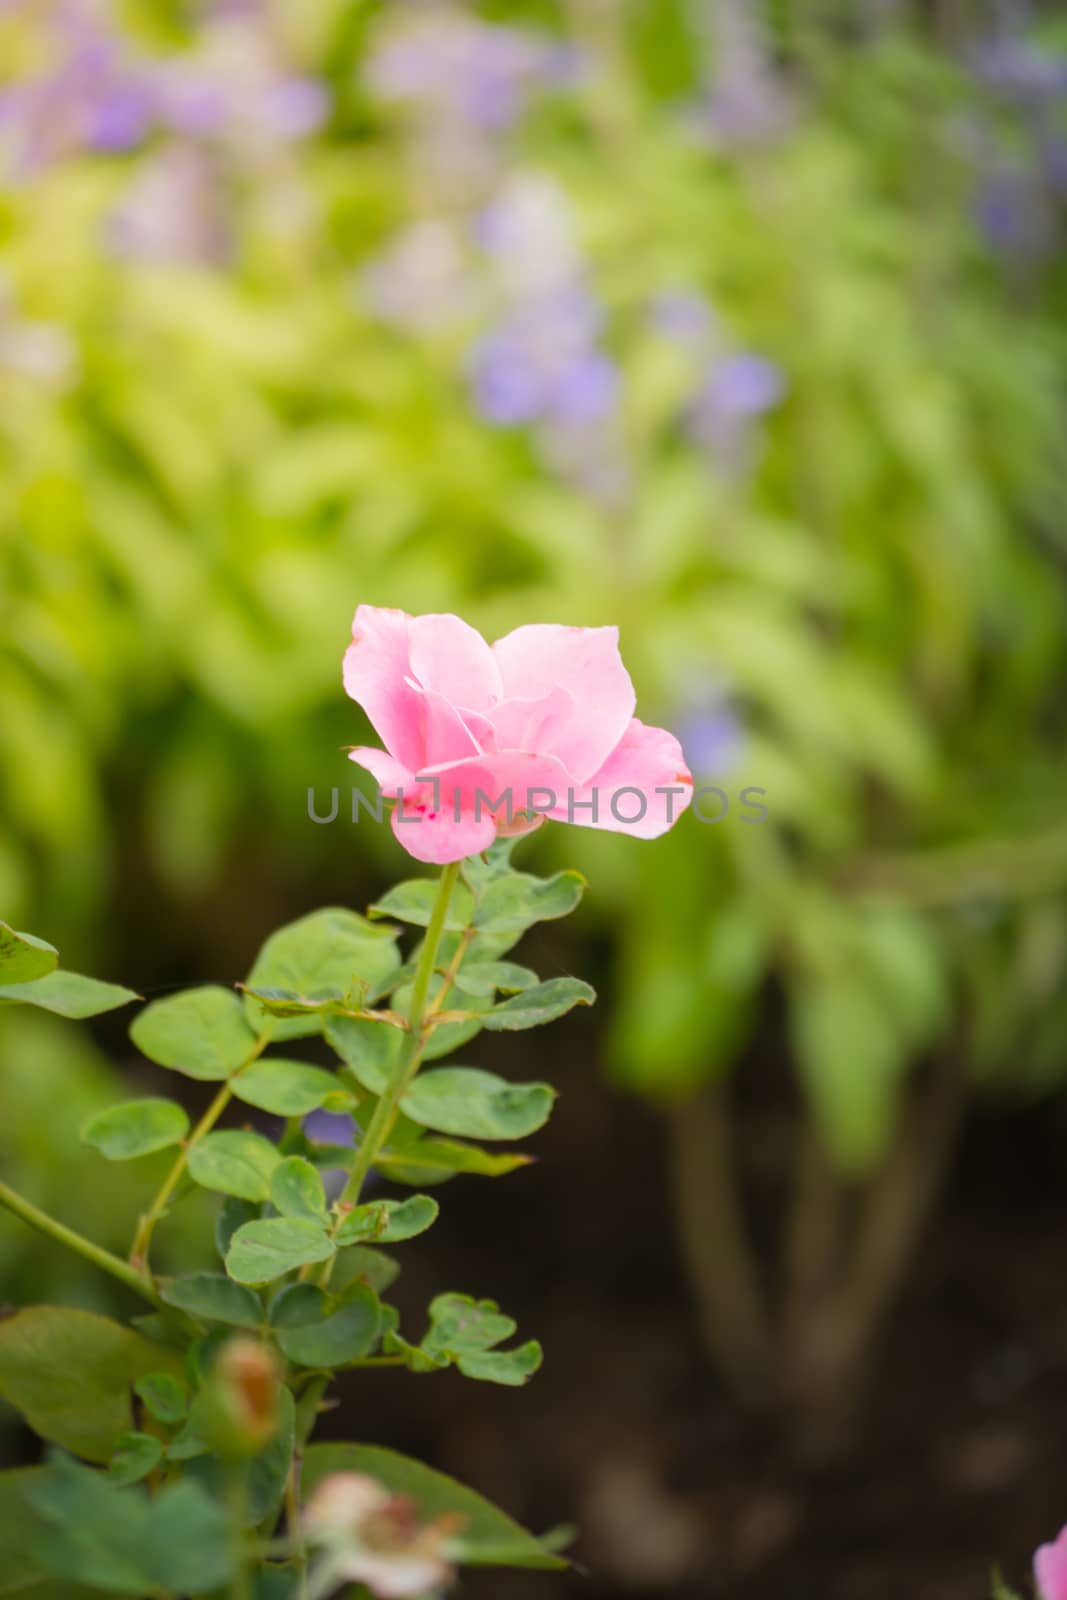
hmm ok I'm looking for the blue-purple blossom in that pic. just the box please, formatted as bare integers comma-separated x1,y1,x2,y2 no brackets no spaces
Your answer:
0,4,153,172
696,353,785,419
973,168,1057,260
685,0,792,148
107,144,230,265
649,289,716,345
970,37,1067,100
361,219,474,330
368,12,563,133
0,3,329,178
686,352,785,471
469,290,619,431
674,697,744,777
303,1110,357,1148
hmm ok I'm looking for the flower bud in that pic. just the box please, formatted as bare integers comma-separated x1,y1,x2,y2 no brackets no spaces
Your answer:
201,1338,282,1458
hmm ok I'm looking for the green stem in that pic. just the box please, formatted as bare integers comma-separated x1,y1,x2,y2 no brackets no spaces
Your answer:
0,1177,164,1309
130,1029,274,1280
320,861,461,1285
229,1467,251,1600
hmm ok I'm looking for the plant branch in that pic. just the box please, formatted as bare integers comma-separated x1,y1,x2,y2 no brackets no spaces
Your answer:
0,1177,164,1309
130,1027,275,1281
326,862,462,1242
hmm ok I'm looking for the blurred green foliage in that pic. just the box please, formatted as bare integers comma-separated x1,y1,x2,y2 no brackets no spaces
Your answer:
0,0,1065,1205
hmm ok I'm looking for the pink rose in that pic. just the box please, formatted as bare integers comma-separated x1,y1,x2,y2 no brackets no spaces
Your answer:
343,605,693,863
1036,1526,1067,1600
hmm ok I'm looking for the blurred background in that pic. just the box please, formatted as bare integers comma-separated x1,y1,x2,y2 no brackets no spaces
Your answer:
1,0,1066,1594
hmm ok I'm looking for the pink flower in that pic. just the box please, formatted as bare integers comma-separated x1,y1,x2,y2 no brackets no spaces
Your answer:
1036,1526,1067,1600
343,605,693,863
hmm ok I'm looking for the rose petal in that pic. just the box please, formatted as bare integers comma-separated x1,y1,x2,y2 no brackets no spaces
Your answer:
547,717,693,839
389,749,572,863
491,623,635,781
409,612,502,712
343,606,423,771
347,747,413,795
1036,1529,1067,1600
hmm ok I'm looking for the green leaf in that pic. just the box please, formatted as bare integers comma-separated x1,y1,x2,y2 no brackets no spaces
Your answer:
369,878,474,930
454,961,539,997
188,1129,280,1200
134,1372,187,1425
0,1467,85,1599
268,1282,326,1329
160,1273,263,1329
270,1156,327,1220
28,1453,232,1595
420,1294,542,1388
231,1058,340,1116
108,1431,164,1486
81,1097,189,1160
456,1343,543,1386
243,908,400,1041
472,870,586,938
325,1013,404,1095
0,971,140,1018
481,977,595,1031
302,1444,566,1571
130,986,257,1080
273,1284,381,1368
330,1245,401,1295
423,1293,516,1357
0,922,58,985
215,1196,260,1262
377,1136,531,1184
0,1309,183,1463
335,1194,438,1245
459,835,523,892
226,1217,335,1284
403,1068,555,1141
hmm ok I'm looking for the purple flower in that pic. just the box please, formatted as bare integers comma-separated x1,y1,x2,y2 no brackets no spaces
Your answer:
361,219,473,331
107,144,230,265
685,352,785,473
974,168,1057,259
649,289,716,345
696,353,785,419
545,350,618,423
470,327,545,424
368,14,561,134
264,77,329,140
303,1110,357,1148
970,38,1067,100
675,698,744,777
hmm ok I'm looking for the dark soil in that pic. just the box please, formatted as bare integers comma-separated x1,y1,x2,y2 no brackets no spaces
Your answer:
324,1032,1067,1600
